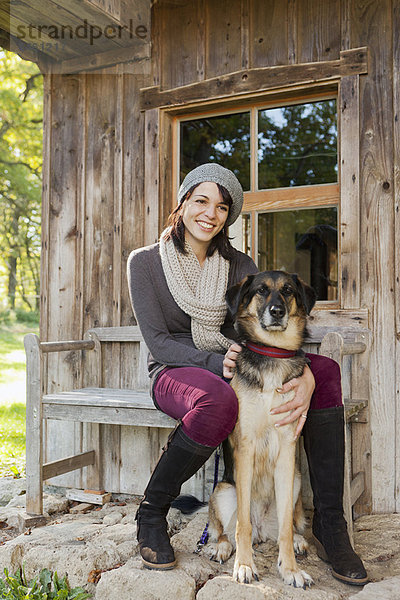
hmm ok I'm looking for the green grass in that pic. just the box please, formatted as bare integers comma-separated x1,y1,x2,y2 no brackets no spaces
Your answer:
0,319,39,478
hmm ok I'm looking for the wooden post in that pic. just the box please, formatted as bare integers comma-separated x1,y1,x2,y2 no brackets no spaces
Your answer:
24,334,43,515
319,332,354,546
351,330,372,517
82,331,102,491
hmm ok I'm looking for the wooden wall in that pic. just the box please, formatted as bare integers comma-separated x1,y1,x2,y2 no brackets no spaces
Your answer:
41,0,400,512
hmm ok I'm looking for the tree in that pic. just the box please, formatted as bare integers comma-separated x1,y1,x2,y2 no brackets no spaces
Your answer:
180,112,251,190
0,50,42,311
258,100,337,189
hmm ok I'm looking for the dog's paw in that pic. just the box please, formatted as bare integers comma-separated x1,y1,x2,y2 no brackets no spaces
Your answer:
233,558,259,584
293,533,309,556
278,561,314,589
210,539,233,564
202,541,218,560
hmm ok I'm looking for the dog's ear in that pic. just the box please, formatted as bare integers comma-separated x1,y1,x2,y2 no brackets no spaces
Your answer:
290,274,317,315
225,274,255,318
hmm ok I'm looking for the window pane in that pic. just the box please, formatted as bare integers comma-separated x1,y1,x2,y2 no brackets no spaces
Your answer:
258,207,338,301
258,100,337,190
180,112,250,191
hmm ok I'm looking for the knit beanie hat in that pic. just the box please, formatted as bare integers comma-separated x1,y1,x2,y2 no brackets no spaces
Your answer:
178,163,244,226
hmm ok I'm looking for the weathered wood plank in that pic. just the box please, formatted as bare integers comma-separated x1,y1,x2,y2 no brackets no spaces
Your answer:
43,387,154,407
43,450,95,480
287,0,297,64
243,183,338,213
308,308,368,329
49,0,137,35
251,0,289,68
44,74,84,488
350,471,365,506
83,74,117,333
25,334,43,516
88,0,121,20
339,75,360,308
82,73,120,492
43,405,176,428
150,2,161,86
206,0,242,78
296,0,340,62
120,73,147,329
112,73,124,329
119,425,171,495
87,325,142,342
159,110,174,230
159,0,203,89
40,73,51,479
350,0,396,513
57,45,151,74
66,488,111,504
196,0,205,81
144,108,160,245
340,0,351,51
1,5,77,60
350,330,372,516
394,0,400,513
82,331,102,489
140,47,368,110
240,0,249,70
49,322,368,347
41,340,95,353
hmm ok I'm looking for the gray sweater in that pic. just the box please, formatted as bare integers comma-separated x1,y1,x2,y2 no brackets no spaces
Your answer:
127,243,258,381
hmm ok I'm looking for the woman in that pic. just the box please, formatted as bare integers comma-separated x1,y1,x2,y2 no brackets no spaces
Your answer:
127,163,367,585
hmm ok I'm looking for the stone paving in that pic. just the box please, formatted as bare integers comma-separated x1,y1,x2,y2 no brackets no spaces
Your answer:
1,478,400,599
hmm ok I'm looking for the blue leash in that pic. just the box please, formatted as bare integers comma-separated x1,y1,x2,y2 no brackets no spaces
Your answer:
195,443,221,552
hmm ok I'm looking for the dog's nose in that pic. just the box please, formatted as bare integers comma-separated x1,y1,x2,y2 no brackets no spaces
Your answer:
269,304,285,319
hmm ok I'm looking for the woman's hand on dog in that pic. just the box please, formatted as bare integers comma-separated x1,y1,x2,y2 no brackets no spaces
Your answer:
223,343,242,378
271,365,316,439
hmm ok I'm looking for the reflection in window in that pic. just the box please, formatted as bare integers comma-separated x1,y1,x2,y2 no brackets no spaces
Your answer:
242,213,251,257
180,112,250,191
258,100,337,190
258,207,338,301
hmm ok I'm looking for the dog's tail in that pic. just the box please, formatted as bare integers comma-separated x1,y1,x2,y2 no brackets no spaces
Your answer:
171,494,206,515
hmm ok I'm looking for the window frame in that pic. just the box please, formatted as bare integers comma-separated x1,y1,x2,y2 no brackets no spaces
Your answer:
156,75,362,314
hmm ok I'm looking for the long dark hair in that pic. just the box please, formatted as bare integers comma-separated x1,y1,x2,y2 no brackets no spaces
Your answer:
164,183,235,260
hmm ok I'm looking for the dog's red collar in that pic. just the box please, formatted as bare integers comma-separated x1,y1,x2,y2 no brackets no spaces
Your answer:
245,341,297,358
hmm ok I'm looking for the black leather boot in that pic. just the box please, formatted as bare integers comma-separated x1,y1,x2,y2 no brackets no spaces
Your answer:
136,425,215,570
303,406,368,586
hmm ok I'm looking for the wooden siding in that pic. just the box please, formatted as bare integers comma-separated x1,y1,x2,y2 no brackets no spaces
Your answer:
40,0,399,510
348,0,397,514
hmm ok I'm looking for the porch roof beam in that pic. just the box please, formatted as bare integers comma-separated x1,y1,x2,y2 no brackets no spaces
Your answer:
140,47,368,111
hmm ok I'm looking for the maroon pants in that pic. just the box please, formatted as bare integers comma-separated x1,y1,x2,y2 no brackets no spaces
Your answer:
153,353,342,447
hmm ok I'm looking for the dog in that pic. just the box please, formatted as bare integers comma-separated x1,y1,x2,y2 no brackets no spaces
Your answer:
207,270,316,588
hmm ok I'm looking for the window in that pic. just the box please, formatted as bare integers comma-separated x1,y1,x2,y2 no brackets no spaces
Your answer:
178,96,338,302
180,111,251,190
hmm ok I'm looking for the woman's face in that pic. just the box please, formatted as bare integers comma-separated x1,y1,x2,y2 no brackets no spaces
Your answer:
181,182,229,250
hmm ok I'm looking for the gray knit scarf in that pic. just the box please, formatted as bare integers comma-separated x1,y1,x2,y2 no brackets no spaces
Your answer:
159,229,232,353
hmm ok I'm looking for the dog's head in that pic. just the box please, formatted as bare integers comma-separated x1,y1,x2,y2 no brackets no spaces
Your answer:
226,271,316,350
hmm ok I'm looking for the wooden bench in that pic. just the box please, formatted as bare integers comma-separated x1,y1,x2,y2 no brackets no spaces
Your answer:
24,324,370,544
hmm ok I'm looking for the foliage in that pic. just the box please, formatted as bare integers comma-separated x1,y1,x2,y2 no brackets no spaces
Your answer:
0,50,43,312
0,400,25,478
0,568,91,600
258,100,337,189
180,112,251,190
0,321,38,477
